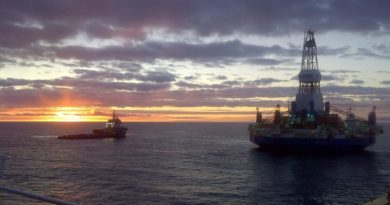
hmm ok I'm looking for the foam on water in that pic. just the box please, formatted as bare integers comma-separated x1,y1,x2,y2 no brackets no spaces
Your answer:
32,135,58,138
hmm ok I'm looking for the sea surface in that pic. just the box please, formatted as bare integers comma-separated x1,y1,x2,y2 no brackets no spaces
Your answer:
0,122,389,205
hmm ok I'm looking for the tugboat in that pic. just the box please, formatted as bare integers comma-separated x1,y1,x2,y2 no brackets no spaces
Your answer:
248,30,384,152
58,111,127,140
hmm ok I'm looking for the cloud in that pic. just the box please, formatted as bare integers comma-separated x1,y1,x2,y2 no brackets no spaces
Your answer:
73,68,176,83
343,48,390,59
49,40,300,63
350,79,364,85
175,81,229,90
244,78,286,86
372,44,390,54
246,58,294,65
0,21,77,48
1,77,390,109
1,0,389,48
210,75,225,81
183,75,199,81
290,74,343,82
259,66,297,71
0,75,172,93
222,80,242,87
176,77,286,89
318,46,351,56
381,81,390,85
0,0,388,54
0,0,369,67
74,69,136,80
0,0,389,120
321,74,344,82
136,71,176,83
327,69,360,74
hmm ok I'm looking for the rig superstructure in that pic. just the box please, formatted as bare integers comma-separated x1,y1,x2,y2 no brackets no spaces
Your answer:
248,30,383,152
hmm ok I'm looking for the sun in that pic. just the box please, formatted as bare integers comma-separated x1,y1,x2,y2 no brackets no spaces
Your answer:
55,112,82,122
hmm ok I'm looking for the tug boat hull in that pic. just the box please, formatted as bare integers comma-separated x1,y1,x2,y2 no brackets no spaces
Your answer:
58,132,126,140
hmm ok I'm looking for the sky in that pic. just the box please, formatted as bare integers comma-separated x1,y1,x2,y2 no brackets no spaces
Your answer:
0,0,390,122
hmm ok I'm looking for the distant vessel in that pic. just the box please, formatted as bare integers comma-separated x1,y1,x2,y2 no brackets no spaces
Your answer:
248,30,384,152
58,111,127,140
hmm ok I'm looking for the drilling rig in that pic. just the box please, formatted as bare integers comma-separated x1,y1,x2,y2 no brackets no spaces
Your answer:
248,30,383,152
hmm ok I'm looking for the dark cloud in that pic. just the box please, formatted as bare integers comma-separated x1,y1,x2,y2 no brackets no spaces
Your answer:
246,58,293,66
50,40,300,62
327,69,360,74
73,68,176,83
183,75,199,81
259,66,297,71
1,62,390,110
343,48,390,59
175,81,229,90
0,55,16,63
318,46,350,56
0,0,389,119
244,78,286,86
215,75,227,80
0,21,77,48
1,0,389,49
35,40,348,65
83,22,146,40
0,78,33,87
350,79,364,85
57,78,170,92
74,69,136,80
137,71,176,83
0,76,171,93
356,48,390,59
321,74,344,82
291,73,351,82
222,80,242,87
177,77,286,89
1,84,389,108
372,44,390,54
0,1,362,65
381,81,390,85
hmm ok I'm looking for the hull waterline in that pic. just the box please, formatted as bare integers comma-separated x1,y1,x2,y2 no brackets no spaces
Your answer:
250,134,375,153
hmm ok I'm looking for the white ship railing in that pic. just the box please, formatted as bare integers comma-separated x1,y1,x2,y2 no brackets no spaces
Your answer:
0,185,79,205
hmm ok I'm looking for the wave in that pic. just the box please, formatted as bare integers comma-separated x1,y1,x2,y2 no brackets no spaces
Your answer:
31,135,58,138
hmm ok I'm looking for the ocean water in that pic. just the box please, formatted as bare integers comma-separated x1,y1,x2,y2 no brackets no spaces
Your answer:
0,122,389,205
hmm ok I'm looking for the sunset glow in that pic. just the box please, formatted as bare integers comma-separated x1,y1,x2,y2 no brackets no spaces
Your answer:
54,112,82,122
0,1,389,122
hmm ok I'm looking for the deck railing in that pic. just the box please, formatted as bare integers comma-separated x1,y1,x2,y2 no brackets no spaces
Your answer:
0,185,78,205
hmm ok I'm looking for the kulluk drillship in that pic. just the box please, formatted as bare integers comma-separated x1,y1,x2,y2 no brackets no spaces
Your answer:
248,30,384,153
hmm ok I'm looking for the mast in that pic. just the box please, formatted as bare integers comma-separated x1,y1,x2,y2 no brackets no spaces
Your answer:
294,30,324,114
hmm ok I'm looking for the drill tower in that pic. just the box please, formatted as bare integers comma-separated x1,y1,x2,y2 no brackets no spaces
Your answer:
294,30,324,114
